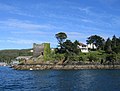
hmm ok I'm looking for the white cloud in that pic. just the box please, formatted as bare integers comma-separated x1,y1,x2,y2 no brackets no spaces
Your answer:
11,31,53,34
11,10,35,17
111,16,120,27
98,0,119,6
0,19,56,30
0,3,36,17
0,3,15,11
78,7,91,14
66,32,88,39
81,19,94,23
11,30,55,38
0,39,41,44
0,38,58,48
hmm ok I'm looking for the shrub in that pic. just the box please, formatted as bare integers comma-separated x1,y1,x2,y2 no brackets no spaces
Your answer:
54,53,65,62
87,54,98,62
44,43,51,61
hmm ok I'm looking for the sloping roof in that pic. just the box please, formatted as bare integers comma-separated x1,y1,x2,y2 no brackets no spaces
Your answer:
79,42,86,46
16,56,32,60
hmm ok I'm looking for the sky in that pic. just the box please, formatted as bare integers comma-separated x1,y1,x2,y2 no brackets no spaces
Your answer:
0,0,120,49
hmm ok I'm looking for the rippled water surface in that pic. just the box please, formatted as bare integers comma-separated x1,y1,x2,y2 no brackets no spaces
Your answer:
0,66,120,91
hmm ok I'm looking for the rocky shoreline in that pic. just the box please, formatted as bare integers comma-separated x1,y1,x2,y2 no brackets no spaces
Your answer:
12,64,120,70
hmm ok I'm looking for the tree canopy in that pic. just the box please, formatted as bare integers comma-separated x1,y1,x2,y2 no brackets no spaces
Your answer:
104,38,112,53
86,35,105,50
62,40,80,55
104,36,120,54
55,32,67,44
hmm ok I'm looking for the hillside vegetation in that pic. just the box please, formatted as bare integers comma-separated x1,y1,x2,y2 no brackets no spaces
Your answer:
0,49,32,63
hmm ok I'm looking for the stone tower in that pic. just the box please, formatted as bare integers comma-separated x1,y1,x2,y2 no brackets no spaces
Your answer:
33,43,44,57
33,43,50,60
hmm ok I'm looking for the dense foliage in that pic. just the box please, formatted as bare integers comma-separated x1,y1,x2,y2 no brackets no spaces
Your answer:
86,35,105,50
53,32,120,64
55,32,67,50
0,49,32,63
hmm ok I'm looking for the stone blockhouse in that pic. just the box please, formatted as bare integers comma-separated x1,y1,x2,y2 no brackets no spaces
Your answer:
33,43,50,58
33,43,44,57
78,42,89,53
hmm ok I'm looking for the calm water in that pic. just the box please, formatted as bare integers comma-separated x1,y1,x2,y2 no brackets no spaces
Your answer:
0,67,120,91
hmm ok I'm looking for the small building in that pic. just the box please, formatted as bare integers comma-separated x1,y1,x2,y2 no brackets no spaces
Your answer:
78,42,89,53
11,56,32,65
0,62,7,66
11,60,20,65
16,56,32,60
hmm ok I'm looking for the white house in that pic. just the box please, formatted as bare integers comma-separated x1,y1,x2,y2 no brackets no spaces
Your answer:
87,43,97,49
78,43,97,53
78,43,89,53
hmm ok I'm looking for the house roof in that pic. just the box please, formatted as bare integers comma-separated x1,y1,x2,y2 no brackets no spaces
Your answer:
16,56,32,60
79,42,86,46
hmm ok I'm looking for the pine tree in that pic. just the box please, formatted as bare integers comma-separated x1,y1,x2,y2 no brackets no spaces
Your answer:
104,38,112,53
112,35,117,49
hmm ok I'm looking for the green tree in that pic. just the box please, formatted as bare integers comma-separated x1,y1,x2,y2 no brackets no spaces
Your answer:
60,40,81,62
104,38,112,53
55,32,67,45
62,40,80,55
111,35,120,53
116,37,120,46
74,40,79,49
112,35,117,49
55,32,67,53
86,35,105,50
73,40,81,54
63,40,74,54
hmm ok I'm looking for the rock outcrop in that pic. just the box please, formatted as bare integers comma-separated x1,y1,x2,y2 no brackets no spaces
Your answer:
12,64,120,70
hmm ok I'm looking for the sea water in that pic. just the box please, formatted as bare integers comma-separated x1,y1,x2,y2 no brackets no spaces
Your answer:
0,66,120,91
